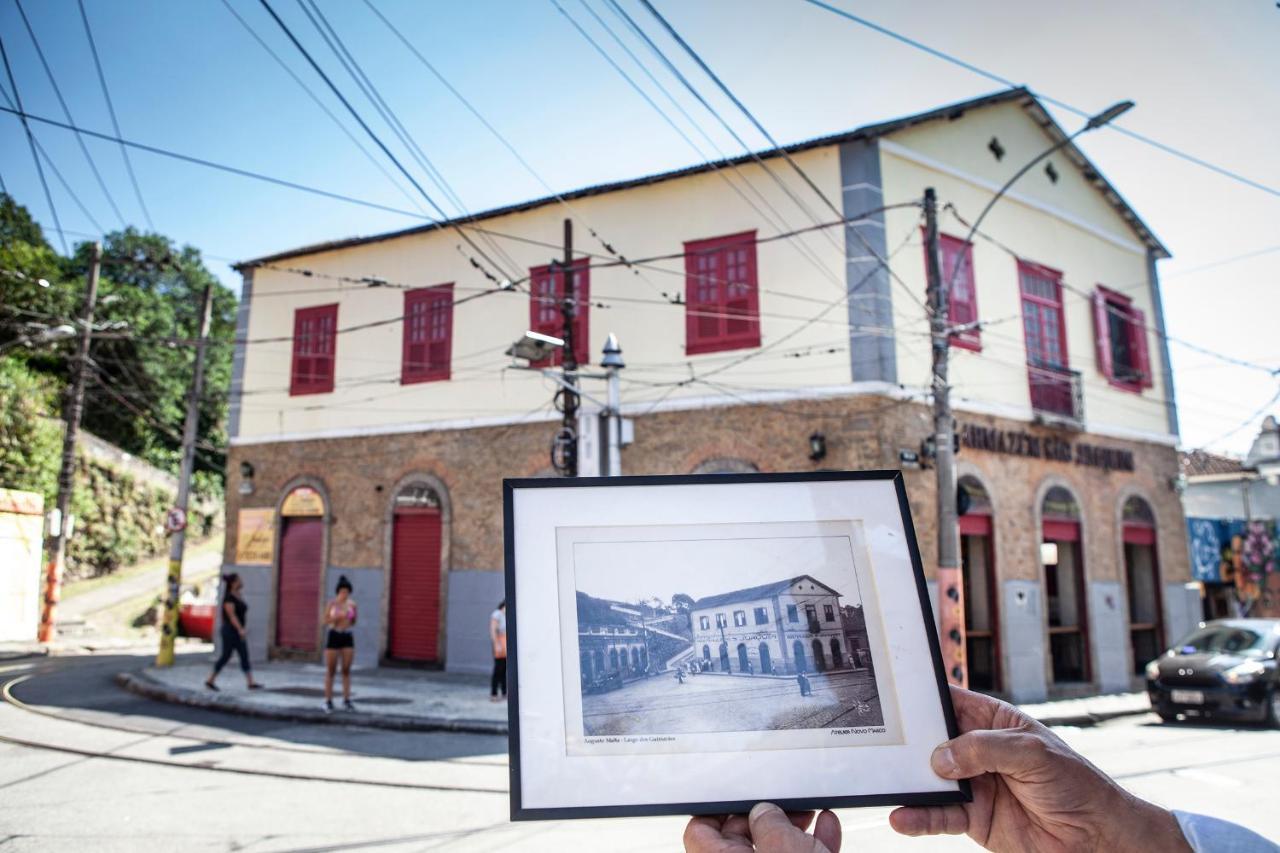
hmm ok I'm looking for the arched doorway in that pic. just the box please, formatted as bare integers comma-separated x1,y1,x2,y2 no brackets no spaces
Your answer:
811,639,827,672
792,640,807,673
759,643,772,674
593,648,604,676
276,485,326,655
609,648,619,670
719,642,730,672
737,643,750,673
581,652,592,682
639,648,648,672
959,475,1000,692
691,458,760,475
830,638,843,668
1122,496,1163,675
702,644,710,667
1042,485,1089,684
631,648,641,672
388,484,444,663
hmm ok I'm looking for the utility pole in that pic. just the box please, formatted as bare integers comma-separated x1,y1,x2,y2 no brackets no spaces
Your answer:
156,283,214,667
924,187,966,689
601,333,625,477
38,242,100,643
557,218,579,478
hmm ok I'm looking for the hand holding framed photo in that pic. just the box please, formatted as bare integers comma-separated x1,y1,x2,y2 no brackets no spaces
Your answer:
503,471,968,820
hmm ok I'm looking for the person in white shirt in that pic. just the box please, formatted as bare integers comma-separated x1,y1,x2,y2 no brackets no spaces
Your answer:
489,600,507,702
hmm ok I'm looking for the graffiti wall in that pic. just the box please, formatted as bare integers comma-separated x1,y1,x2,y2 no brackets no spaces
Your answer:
1187,517,1280,617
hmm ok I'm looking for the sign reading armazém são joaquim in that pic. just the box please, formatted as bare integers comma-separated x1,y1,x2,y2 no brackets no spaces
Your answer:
959,423,1135,473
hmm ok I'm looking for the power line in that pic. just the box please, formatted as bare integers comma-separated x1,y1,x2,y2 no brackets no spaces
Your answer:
76,0,154,229
217,0,428,217
803,0,1280,201
254,0,517,282
13,0,126,228
0,105,432,220
0,33,66,253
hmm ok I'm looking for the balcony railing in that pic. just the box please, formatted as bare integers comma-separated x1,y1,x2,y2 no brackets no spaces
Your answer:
1028,364,1084,426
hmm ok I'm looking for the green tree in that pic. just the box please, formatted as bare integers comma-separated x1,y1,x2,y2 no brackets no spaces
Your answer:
0,357,61,501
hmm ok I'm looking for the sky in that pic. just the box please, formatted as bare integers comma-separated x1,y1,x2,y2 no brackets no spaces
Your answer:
1,0,1277,455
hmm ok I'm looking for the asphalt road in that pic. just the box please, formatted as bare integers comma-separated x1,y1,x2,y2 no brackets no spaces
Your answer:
1,652,1278,852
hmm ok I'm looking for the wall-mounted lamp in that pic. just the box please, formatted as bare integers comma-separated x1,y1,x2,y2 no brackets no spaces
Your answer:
238,460,255,496
1040,542,1059,566
808,432,827,462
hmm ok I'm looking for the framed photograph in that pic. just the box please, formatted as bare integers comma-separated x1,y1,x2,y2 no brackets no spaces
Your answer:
503,471,969,821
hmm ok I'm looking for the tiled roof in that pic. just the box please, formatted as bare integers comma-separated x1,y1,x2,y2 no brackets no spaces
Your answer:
1180,449,1246,477
691,575,839,610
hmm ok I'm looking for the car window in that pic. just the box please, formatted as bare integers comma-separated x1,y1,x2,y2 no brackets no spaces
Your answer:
1176,625,1269,656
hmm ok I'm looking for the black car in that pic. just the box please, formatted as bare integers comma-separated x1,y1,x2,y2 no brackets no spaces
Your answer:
1146,618,1280,726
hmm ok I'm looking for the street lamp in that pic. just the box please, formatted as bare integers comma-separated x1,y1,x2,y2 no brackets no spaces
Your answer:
953,101,1134,268
505,330,564,363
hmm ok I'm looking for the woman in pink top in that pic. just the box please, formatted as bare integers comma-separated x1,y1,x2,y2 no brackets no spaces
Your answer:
322,575,357,713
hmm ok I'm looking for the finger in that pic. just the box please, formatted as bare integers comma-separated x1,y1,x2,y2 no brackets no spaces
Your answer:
719,813,752,841
888,805,969,837
813,810,842,852
684,816,731,852
932,727,1049,781
749,802,825,852
786,811,816,832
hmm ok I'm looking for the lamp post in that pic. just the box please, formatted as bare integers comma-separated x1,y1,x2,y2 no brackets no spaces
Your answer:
600,333,625,477
928,100,1134,689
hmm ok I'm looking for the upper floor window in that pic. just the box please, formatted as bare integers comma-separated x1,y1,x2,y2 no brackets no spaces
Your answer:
824,604,835,622
787,604,798,623
715,613,727,628
529,258,589,367
754,606,769,625
937,234,980,351
402,284,453,384
733,610,747,627
699,615,710,631
290,303,337,396
1019,261,1067,370
1092,286,1152,392
684,231,760,355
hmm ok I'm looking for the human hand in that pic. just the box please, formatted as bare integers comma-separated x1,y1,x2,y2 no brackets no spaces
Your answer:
890,686,1191,852
238,627,246,638
684,803,840,852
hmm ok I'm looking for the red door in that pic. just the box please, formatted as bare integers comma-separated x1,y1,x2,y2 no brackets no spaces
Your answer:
389,508,442,662
276,517,323,652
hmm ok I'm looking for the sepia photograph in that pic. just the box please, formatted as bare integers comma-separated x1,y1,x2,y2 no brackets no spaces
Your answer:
555,519,903,755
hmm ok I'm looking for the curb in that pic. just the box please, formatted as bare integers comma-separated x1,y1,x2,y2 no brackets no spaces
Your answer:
1031,706,1152,728
114,671,509,736
0,647,49,663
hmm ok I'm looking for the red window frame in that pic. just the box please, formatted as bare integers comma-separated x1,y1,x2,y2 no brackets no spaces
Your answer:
528,258,589,367
684,230,761,356
402,284,454,384
1018,260,1069,369
939,233,980,351
1091,285,1152,393
289,303,337,396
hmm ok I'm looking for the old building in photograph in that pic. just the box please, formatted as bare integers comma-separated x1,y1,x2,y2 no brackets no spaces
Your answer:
575,592,650,688
221,87,1194,697
689,575,850,676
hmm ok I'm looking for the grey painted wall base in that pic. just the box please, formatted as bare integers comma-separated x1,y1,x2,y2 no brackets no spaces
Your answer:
1002,580,1047,703
1163,582,1201,650
445,569,506,675
1088,581,1130,693
215,563,271,665
326,566,383,670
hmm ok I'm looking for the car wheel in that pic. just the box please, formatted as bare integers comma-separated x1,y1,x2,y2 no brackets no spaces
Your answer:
1157,711,1177,724
1266,689,1280,729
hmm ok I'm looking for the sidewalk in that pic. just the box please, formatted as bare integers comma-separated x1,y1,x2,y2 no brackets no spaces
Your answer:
118,657,1151,736
117,658,508,735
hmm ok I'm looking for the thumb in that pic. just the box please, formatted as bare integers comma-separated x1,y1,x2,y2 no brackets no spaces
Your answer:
931,727,1052,781
748,803,832,853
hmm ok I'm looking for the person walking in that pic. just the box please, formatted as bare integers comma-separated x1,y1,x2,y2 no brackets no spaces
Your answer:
490,600,507,702
323,576,357,713
205,574,263,691
796,670,812,697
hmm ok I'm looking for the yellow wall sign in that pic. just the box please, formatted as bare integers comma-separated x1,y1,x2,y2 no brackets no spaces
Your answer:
235,508,276,565
281,486,325,517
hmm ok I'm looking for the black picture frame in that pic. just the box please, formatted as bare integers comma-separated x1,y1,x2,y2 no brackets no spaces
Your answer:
503,469,971,821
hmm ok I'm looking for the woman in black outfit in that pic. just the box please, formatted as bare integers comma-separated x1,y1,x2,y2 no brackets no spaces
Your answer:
205,573,263,691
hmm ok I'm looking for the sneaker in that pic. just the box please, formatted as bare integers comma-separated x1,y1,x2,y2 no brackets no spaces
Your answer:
342,699,355,711
324,700,334,714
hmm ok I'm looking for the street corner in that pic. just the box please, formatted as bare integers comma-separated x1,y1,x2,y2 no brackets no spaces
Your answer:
115,659,510,736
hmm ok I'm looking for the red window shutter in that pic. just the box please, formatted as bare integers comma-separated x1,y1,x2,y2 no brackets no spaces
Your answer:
1091,290,1113,380
684,231,760,355
938,235,979,351
290,304,337,395
402,285,453,383
528,260,589,367
1130,307,1153,387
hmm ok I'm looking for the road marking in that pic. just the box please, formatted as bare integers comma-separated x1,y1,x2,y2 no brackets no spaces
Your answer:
1172,768,1243,788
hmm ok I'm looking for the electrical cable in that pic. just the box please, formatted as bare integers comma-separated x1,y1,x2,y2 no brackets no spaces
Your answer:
802,0,1280,201
13,0,126,228
0,33,66,253
254,0,517,282
75,0,154,229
